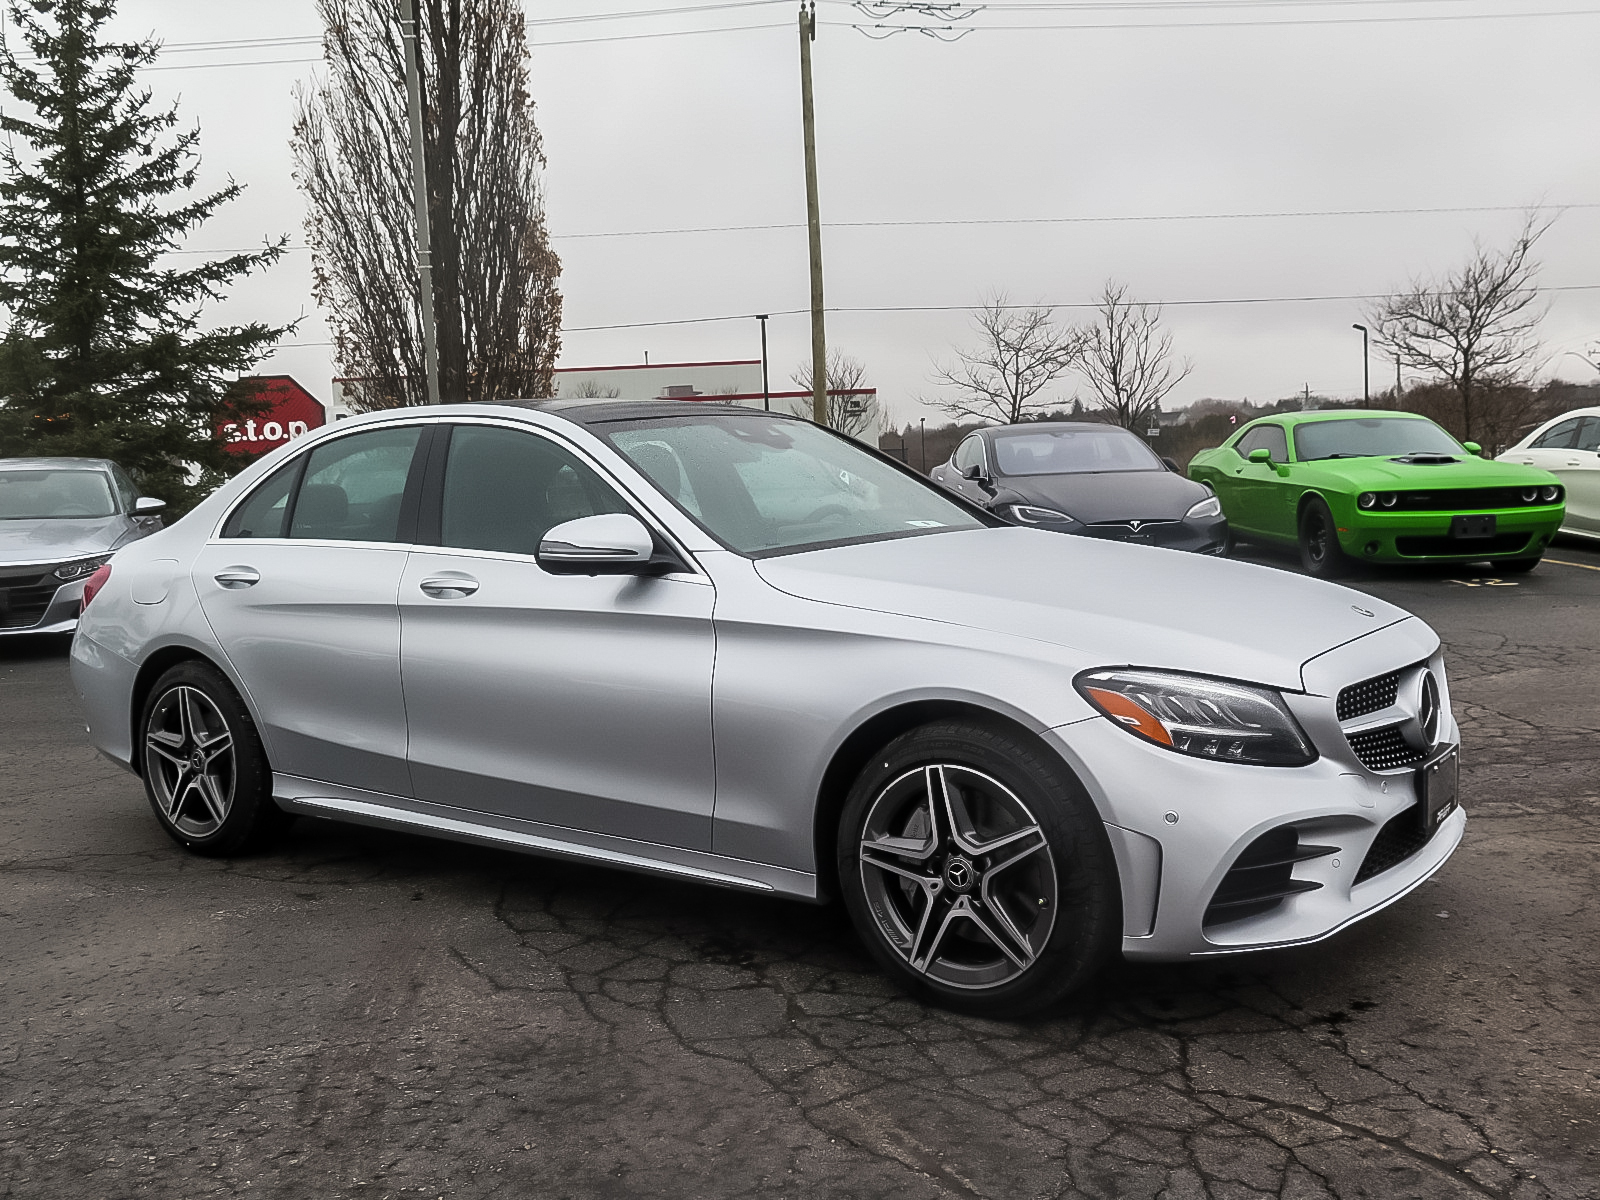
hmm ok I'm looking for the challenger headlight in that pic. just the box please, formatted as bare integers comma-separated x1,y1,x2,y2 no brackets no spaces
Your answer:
1540,485,1560,503
1358,492,1377,509
54,554,113,582
1075,669,1317,767
1379,493,1398,508
1008,504,1076,524
1184,495,1222,520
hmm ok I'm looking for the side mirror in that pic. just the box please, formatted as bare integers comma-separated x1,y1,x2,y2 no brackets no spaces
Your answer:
960,464,987,483
537,513,678,576
1462,441,1482,456
1161,456,1181,473
133,496,166,516
1247,448,1273,464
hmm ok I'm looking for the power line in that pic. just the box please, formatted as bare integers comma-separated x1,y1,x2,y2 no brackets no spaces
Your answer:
834,6,1600,31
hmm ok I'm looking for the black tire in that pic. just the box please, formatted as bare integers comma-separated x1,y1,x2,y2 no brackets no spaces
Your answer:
837,720,1120,1017
1298,496,1352,579
1495,556,1542,573
138,660,288,857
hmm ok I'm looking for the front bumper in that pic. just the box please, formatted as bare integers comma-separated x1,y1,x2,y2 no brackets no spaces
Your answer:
1045,626,1465,961
1027,514,1228,554
1338,507,1564,562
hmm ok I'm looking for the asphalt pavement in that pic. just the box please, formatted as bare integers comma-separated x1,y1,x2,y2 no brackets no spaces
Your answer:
2,537,1597,1199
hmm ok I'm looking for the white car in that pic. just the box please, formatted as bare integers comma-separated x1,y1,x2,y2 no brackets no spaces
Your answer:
1498,406,1600,540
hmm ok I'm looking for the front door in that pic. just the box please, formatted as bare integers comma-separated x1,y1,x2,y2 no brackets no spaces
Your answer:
399,422,717,849
1226,424,1291,536
195,423,427,797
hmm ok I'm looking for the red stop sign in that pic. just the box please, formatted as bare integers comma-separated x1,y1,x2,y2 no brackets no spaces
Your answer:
219,376,326,457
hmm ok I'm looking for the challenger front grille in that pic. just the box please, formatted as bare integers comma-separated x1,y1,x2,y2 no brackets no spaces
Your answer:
1337,671,1400,721
1346,725,1426,771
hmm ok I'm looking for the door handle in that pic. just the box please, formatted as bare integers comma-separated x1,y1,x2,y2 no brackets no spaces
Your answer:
419,574,479,599
213,567,260,589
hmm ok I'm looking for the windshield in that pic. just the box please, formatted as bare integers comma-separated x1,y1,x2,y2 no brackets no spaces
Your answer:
992,427,1163,475
0,469,117,519
1294,417,1463,462
604,414,986,556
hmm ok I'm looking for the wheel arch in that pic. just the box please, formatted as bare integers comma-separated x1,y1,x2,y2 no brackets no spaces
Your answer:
811,699,1087,904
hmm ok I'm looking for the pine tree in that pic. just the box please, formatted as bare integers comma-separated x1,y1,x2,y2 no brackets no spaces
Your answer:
0,0,293,509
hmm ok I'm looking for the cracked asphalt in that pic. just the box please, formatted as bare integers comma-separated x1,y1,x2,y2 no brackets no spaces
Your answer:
3,539,1597,1199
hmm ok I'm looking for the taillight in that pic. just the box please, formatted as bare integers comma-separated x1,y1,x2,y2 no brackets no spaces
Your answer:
81,564,112,613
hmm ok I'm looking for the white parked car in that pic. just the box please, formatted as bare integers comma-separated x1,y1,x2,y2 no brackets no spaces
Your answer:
1498,406,1600,540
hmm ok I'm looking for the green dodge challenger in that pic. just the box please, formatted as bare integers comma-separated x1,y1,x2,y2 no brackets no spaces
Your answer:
1188,410,1566,577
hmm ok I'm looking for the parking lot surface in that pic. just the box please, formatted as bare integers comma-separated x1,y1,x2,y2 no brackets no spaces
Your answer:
3,540,1597,1199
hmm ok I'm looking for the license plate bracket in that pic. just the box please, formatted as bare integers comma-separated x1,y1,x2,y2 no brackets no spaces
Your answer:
1415,746,1459,836
1450,514,1496,539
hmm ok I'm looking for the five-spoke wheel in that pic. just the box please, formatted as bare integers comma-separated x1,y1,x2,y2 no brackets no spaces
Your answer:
140,661,286,855
839,720,1119,1016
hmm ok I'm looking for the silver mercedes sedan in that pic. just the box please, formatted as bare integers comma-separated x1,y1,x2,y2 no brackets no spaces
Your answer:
71,401,1464,1015
1,456,165,636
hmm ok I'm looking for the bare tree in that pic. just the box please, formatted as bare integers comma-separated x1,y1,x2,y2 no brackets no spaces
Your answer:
1078,280,1193,432
792,349,874,437
292,0,561,411
1367,213,1551,444
930,293,1088,424
562,379,621,399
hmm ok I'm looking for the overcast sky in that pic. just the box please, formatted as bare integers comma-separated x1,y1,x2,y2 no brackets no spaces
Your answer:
96,0,1600,423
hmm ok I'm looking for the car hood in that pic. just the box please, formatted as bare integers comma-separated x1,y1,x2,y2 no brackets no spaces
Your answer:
754,528,1411,691
1297,455,1558,487
0,517,124,564
998,470,1210,522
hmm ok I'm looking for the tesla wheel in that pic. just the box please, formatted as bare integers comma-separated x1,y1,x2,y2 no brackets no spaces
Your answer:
837,720,1119,1017
139,661,287,857
1496,556,1542,573
1298,496,1352,579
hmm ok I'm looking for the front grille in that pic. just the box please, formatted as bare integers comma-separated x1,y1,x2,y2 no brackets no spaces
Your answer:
1394,533,1530,557
1347,724,1426,771
1377,486,1562,511
1337,671,1400,721
0,582,59,628
1354,806,1436,883
1084,520,1183,543
1204,827,1335,928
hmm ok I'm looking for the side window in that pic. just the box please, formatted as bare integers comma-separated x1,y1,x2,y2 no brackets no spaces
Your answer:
109,466,139,512
289,426,423,543
1237,425,1287,463
1574,417,1600,453
222,460,301,539
438,425,629,556
1533,417,1583,450
953,437,984,473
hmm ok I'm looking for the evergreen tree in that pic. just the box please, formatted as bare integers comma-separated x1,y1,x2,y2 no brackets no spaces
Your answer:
0,0,293,508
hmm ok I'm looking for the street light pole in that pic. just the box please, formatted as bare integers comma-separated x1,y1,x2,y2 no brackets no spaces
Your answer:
919,417,926,472
1351,323,1370,404
798,1,827,426
399,0,441,406
756,314,770,412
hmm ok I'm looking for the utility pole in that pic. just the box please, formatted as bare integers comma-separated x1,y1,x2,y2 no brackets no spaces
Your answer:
1351,323,1370,403
756,314,771,411
399,0,441,406
1395,357,1402,404
798,1,827,426
1303,383,1311,410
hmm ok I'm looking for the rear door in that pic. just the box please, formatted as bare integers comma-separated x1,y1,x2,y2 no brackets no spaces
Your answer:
194,422,428,797
398,421,717,849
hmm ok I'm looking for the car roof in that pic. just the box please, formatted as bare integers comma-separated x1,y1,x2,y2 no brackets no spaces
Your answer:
495,398,796,427
979,422,1135,437
0,456,117,471
1244,409,1441,428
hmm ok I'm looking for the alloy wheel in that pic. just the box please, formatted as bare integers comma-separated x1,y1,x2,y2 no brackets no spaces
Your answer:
145,686,237,838
858,764,1058,990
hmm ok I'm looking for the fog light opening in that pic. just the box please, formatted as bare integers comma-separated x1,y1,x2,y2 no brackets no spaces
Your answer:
1363,541,1380,556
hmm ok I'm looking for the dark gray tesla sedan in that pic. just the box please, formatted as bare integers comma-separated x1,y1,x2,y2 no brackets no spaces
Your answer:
0,456,165,635
930,422,1227,553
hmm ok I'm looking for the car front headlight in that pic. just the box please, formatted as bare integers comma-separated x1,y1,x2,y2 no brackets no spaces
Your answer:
1184,495,1221,520
1540,485,1561,503
1074,669,1317,767
55,554,113,582
1007,504,1076,524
